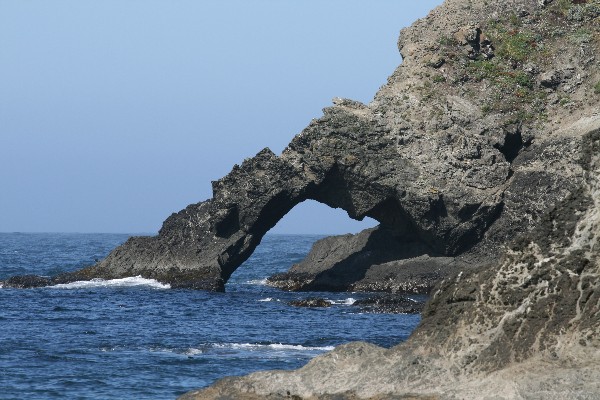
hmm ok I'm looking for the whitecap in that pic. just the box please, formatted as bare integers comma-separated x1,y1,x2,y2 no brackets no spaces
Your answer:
212,343,334,352
257,297,281,302
51,276,171,290
268,343,335,351
183,348,203,356
245,278,268,285
327,298,356,305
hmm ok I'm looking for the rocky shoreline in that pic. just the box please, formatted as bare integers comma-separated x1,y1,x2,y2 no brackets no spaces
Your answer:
4,0,600,398
179,0,600,398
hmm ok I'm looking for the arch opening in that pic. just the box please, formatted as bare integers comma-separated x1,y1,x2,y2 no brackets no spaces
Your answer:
225,199,378,288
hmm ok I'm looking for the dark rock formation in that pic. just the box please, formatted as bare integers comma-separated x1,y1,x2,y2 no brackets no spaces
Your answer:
5,0,600,394
288,298,332,308
3,19,578,292
354,295,424,314
268,226,458,294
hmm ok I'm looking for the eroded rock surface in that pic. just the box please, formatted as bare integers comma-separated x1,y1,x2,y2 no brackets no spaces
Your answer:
5,0,600,396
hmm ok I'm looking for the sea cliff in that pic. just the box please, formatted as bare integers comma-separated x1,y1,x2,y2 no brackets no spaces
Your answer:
4,0,600,397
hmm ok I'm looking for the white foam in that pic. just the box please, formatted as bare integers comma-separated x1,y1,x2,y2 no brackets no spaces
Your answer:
268,343,335,351
327,298,356,305
183,348,203,356
245,278,268,285
51,276,171,290
212,343,335,352
257,297,281,302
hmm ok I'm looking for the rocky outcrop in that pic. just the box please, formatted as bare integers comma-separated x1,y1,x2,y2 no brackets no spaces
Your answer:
183,118,600,400
267,226,458,294
4,0,589,291
5,0,600,395
177,0,600,398
288,298,332,308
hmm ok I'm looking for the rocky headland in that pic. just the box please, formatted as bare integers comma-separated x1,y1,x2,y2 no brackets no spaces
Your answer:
4,0,600,397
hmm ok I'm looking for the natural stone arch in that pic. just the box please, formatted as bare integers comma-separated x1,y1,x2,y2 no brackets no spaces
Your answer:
4,99,520,290
9,100,511,292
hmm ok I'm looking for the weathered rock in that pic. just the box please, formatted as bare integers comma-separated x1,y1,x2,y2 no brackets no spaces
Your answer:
3,275,52,289
179,0,600,398
5,2,600,397
180,116,600,400
288,298,332,308
354,295,424,314
4,0,597,301
267,226,458,294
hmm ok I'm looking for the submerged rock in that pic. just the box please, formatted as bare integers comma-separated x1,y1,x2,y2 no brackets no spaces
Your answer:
288,298,332,308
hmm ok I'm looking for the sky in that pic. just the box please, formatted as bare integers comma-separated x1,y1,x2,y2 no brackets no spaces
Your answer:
0,0,443,234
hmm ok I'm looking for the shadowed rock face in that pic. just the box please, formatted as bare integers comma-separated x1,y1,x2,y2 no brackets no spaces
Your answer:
267,226,458,293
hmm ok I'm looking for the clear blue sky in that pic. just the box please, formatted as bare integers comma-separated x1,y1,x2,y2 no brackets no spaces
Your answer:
0,0,443,234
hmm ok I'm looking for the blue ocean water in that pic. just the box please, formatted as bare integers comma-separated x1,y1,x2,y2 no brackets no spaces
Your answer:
0,233,420,399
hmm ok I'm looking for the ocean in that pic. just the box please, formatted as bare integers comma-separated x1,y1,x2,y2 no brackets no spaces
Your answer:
0,233,420,399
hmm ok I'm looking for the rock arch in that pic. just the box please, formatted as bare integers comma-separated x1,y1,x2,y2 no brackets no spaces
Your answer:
14,101,510,292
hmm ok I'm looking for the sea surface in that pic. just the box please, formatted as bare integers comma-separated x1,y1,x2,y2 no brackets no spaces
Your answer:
0,233,420,399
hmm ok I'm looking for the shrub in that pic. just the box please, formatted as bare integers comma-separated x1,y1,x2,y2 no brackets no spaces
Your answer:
497,31,538,63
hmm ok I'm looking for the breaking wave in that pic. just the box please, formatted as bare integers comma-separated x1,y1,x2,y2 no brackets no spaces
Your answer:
245,278,268,285
327,298,357,305
212,343,335,352
51,276,171,290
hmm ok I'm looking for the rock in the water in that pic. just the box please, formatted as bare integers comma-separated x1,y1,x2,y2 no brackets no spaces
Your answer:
268,226,459,294
2,275,52,289
288,298,332,308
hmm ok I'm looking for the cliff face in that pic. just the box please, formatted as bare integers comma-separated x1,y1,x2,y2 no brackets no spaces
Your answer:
4,0,600,396
182,120,600,400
